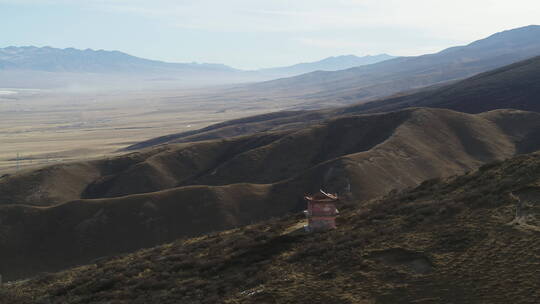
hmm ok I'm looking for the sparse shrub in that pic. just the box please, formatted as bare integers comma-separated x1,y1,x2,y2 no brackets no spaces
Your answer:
479,160,503,172
0,288,33,304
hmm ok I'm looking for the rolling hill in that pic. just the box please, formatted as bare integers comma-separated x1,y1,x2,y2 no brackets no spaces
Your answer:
3,151,539,304
242,25,540,107
1,107,540,280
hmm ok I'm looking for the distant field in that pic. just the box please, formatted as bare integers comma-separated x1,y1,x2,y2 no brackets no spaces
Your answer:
0,86,290,173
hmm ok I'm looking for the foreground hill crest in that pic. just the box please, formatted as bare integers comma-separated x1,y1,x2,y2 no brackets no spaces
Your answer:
3,152,540,303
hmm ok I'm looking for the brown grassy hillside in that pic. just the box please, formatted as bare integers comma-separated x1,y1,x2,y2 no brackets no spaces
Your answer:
3,152,540,304
1,108,540,281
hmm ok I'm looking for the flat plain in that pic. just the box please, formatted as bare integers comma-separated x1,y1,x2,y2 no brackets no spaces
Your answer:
0,86,290,173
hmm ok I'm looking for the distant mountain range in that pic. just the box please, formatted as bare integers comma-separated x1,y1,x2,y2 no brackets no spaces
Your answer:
0,46,236,73
0,46,395,88
257,54,395,77
2,25,540,92
0,47,394,74
246,25,540,107
0,46,248,88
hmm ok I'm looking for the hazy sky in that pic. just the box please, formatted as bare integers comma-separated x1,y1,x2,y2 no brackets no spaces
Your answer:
1,0,539,69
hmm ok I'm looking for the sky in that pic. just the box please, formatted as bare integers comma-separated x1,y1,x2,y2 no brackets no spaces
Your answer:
1,0,540,69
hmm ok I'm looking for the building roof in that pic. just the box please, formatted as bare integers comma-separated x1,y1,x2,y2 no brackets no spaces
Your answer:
305,190,339,202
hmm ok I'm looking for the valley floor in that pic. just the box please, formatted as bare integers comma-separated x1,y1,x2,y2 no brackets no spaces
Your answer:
0,87,289,173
